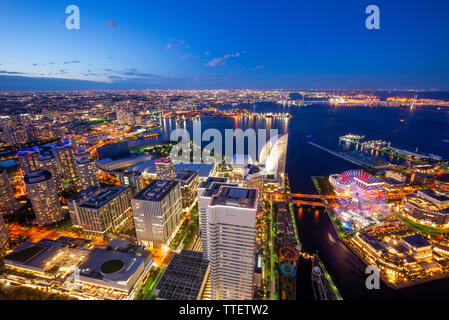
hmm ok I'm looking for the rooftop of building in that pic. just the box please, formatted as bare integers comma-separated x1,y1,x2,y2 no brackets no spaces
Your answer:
75,240,151,289
198,176,228,189
134,179,178,202
210,186,257,209
201,182,239,198
3,236,92,270
38,151,56,160
76,157,95,165
401,234,431,249
405,194,446,212
79,186,128,209
381,177,405,186
24,169,52,184
67,185,102,202
418,189,449,203
155,158,173,164
359,233,385,252
174,170,198,185
128,160,213,179
155,250,209,300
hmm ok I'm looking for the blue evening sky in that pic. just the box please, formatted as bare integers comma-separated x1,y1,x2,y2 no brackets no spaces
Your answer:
0,0,448,90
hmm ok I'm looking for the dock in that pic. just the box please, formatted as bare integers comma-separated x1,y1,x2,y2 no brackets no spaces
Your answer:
307,141,373,168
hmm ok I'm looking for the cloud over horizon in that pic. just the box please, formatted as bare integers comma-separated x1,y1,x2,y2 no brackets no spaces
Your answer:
205,52,241,67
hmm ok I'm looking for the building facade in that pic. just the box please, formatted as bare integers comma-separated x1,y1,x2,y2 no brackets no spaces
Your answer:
207,186,258,300
24,169,64,225
403,190,449,227
197,177,237,260
132,180,182,248
118,171,145,196
18,149,40,175
77,186,132,236
54,144,78,182
0,167,17,216
38,152,63,190
76,156,99,190
174,170,199,209
67,186,102,227
155,158,176,180
0,213,9,253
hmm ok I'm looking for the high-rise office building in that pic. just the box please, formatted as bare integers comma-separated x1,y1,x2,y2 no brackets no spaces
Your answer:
0,167,17,216
66,186,102,227
77,186,132,236
0,213,9,253
38,152,63,190
132,180,182,248
1,116,19,147
174,170,199,209
0,115,30,147
76,155,99,190
155,158,176,180
118,171,145,196
18,149,40,175
24,169,64,226
54,144,78,182
207,186,258,300
20,114,37,143
197,177,238,260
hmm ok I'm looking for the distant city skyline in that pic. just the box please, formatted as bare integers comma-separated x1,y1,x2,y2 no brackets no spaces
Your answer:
1,0,449,90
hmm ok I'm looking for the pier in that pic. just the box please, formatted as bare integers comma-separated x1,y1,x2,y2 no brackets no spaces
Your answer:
307,141,374,168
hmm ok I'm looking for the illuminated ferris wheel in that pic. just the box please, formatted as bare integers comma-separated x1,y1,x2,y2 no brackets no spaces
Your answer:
332,170,386,215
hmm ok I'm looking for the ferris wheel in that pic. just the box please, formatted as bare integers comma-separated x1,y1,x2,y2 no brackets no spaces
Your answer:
333,170,386,215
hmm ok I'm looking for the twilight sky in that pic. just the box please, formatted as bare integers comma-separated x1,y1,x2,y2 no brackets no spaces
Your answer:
1,0,449,90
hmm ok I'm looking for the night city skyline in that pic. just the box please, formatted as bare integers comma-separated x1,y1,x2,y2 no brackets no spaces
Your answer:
1,0,449,312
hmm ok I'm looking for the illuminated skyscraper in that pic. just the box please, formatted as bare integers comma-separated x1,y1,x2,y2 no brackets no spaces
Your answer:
155,158,176,180
54,144,78,182
77,186,132,236
118,171,145,196
207,186,258,300
38,152,63,190
76,154,99,190
25,169,64,226
174,170,199,209
0,115,29,147
18,149,40,175
0,167,17,216
197,177,237,260
0,213,9,253
132,180,182,248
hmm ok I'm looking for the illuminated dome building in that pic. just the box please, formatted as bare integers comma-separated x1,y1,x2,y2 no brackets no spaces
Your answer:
258,133,288,177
